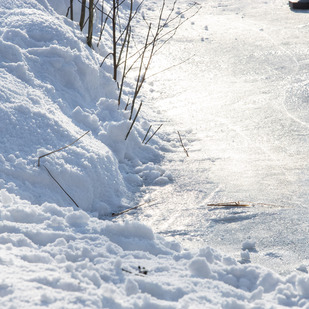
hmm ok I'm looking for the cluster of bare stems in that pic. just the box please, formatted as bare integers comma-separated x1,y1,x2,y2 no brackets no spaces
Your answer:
67,0,200,140
39,1,198,211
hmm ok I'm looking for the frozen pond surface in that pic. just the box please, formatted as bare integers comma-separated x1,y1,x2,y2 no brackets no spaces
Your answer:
138,0,309,275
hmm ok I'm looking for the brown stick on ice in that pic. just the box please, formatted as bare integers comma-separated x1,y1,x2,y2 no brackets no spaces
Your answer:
177,131,189,157
112,200,156,217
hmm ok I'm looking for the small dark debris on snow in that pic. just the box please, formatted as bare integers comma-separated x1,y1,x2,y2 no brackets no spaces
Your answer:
138,266,148,275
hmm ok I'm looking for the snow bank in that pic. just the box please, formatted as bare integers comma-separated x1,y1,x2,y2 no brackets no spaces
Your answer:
0,0,165,216
1,0,309,307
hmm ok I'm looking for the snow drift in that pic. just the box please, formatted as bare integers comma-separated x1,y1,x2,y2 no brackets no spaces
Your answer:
0,0,165,217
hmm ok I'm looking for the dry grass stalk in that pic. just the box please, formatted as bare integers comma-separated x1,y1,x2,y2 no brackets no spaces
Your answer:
142,125,152,144
44,165,80,208
177,131,189,157
125,101,142,140
38,131,90,167
112,200,156,217
144,124,163,145
207,202,250,207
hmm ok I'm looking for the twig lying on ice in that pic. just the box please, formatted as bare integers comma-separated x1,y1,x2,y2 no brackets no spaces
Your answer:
44,165,80,208
38,130,90,167
207,201,250,207
147,56,194,79
177,131,189,157
207,201,291,208
249,202,290,208
112,200,156,217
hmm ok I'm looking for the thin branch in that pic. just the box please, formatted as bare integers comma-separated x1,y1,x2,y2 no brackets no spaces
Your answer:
157,1,199,34
125,101,143,140
97,0,105,42
124,97,130,110
112,0,117,80
77,0,124,16
87,0,94,47
115,0,144,48
147,56,193,80
112,1,201,69
118,26,131,105
79,0,86,30
66,5,71,18
112,200,156,216
142,125,152,144
44,165,80,208
115,0,133,68
100,52,113,67
70,0,74,20
130,24,152,120
207,202,250,207
145,124,163,145
38,131,90,167
177,131,189,157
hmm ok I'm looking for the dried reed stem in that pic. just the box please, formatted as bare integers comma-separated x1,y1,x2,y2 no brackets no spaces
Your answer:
125,101,142,140
112,200,156,217
38,131,90,167
144,124,162,145
142,125,152,144
207,202,249,207
44,165,80,208
177,131,189,157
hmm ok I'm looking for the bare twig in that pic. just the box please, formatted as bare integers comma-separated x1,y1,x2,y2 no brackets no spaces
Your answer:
112,0,117,79
142,125,152,144
87,0,94,47
247,202,290,208
177,131,189,157
112,200,156,217
100,52,113,67
38,131,90,167
124,97,130,110
70,0,74,20
121,1,200,68
97,0,106,45
144,124,163,145
44,165,80,208
207,201,291,208
147,56,194,79
130,24,151,120
118,26,131,105
125,101,142,140
66,0,74,20
79,0,86,30
207,202,250,207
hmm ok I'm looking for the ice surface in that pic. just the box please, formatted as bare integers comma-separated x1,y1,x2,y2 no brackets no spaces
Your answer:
137,0,309,275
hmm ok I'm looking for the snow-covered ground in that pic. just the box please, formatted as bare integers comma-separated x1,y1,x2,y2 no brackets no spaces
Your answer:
1,0,309,307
